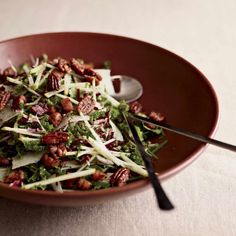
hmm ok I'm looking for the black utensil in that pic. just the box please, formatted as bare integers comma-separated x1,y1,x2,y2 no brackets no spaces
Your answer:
131,114,236,152
124,114,174,210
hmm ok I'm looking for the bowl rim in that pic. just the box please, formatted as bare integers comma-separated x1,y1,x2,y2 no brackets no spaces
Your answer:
0,32,219,198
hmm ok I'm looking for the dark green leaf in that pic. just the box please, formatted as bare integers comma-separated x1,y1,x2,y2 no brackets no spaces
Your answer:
40,115,54,132
93,181,110,190
89,110,106,122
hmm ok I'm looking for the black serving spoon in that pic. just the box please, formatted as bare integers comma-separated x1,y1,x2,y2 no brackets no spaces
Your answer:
130,114,236,152
110,75,236,152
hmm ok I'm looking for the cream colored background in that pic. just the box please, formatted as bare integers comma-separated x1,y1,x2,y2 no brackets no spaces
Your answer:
0,1,236,235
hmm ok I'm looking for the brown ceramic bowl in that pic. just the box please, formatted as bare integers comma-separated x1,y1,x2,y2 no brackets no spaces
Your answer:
0,32,219,206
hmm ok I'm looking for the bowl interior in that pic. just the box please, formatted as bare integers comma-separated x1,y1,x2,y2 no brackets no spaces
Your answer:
0,32,218,204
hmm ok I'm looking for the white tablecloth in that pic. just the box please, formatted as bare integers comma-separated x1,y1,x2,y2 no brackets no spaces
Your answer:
0,1,236,235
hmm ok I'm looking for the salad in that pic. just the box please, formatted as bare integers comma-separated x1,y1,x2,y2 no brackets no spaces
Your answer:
0,55,166,191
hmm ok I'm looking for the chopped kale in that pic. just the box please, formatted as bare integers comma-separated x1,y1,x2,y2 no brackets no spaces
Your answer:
118,100,129,112
110,107,121,120
25,164,51,183
68,122,91,137
40,115,54,132
93,181,110,190
0,54,167,192
19,136,46,152
89,110,106,122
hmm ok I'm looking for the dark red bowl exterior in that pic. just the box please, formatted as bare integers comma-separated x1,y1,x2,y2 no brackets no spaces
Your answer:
0,32,219,206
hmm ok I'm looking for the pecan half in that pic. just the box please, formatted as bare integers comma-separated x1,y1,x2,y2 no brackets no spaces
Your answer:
12,95,27,110
130,101,142,113
57,143,67,157
0,67,17,82
61,98,73,113
77,95,95,115
62,178,77,189
49,112,62,127
71,58,101,84
4,169,24,184
146,111,166,129
92,170,106,181
79,154,91,164
31,103,48,116
41,154,60,169
48,105,57,114
57,58,72,73
149,111,165,122
49,143,67,157
0,90,11,111
77,178,92,190
48,69,63,91
83,68,102,85
70,58,85,76
110,168,130,187
42,132,69,144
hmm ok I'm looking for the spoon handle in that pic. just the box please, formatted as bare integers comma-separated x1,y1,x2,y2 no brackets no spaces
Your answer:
125,115,174,210
131,114,236,152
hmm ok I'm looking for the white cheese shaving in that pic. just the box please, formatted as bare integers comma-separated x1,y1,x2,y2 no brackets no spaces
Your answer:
0,168,7,181
23,169,95,189
12,153,42,169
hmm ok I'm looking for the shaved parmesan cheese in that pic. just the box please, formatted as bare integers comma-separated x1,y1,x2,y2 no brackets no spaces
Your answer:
0,168,7,181
12,153,42,169
109,120,124,141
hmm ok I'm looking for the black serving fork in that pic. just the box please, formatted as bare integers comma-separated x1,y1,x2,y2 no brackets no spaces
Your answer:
124,114,174,210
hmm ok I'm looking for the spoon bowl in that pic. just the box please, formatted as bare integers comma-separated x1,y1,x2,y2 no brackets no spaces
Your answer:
110,75,143,103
